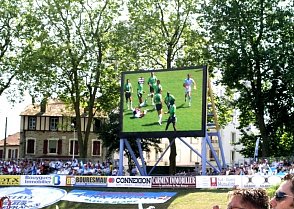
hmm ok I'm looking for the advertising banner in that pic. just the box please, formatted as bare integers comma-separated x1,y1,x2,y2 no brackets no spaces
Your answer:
241,175,282,188
107,176,152,188
65,176,107,187
196,175,282,189
20,175,66,186
152,176,196,188
62,190,176,204
0,175,21,186
0,187,67,209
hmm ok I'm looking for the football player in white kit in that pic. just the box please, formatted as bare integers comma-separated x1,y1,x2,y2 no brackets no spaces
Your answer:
183,73,196,107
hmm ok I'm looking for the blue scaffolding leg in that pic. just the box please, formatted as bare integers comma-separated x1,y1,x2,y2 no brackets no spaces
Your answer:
118,138,124,175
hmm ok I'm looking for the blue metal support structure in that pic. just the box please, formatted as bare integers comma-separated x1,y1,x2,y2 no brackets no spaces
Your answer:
123,139,146,176
136,138,147,175
118,139,124,175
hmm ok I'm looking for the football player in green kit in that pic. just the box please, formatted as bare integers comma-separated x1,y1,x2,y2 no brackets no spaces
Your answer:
124,79,133,110
164,91,175,114
165,99,177,131
153,89,163,125
147,72,157,105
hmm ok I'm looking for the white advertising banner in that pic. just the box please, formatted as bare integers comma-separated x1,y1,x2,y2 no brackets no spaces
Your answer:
107,176,152,188
21,175,67,186
196,175,282,189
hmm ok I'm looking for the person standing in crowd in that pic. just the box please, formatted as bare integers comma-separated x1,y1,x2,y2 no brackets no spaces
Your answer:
165,99,177,131
153,89,163,125
124,78,133,110
213,188,269,209
164,91,175,114
270,173,294,209
147,72,157,105
183,73,196,107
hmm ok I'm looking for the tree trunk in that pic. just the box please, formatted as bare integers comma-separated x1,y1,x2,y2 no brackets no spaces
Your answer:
168,138,177,175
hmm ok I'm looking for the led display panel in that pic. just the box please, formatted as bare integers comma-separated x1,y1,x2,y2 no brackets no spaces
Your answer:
119,66,207,138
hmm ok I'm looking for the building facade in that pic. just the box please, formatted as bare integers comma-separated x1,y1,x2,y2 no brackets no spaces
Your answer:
19,100,107,161
0,132,20,159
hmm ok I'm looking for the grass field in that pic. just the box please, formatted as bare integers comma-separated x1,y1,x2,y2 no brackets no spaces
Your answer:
120,67,206,137
43,187,229,209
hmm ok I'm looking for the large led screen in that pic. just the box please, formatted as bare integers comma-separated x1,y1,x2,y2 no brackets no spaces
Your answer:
119,66,207,138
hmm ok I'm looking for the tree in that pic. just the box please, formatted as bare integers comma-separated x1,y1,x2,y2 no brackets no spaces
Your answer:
0,0,35,101
25,0,123,158
127,0,205,174
200,0,294,157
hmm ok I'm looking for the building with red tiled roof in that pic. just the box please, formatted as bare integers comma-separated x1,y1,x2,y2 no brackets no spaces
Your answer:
0,132,20,159
19,100,107,161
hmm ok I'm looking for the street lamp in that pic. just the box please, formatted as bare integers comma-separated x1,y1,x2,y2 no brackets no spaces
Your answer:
71,123,76,161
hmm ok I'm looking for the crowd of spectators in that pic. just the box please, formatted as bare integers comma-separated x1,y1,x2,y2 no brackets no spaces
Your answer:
0,158,293,176
218,158,292,176
175,158,293,176
0,158,119,176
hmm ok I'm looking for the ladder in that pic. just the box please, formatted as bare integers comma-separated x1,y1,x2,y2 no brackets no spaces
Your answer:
200,76,226,175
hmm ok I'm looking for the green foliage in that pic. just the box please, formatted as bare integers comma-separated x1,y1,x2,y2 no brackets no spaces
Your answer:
0,0,35,101
200,0,294,157
22,0,125,158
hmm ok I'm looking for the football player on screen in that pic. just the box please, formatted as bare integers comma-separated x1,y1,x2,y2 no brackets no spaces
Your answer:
183,73,196,107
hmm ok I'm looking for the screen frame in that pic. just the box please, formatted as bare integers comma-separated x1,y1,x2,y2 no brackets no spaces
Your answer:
119,65,207,139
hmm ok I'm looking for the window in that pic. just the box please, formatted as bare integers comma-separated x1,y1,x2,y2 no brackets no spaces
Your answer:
209,149,219,161
190,150,193,162
231,132,236,143
50,117,59,131
28,117,36,130
155,151,160,161
43,139,62,155
69,140,79,155
8,149,18,159
231,150,235,163
26,139,35,154
92,140,101,156
146,153,150,160
93,118,101,133
49,139,58,154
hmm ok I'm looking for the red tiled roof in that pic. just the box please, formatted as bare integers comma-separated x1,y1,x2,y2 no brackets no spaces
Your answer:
20,99,106,118
0,132,20,146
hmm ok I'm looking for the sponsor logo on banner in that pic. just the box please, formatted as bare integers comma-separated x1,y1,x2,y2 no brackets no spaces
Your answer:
62,189,176,204
0,187,67,209
0,175,20,185
68,176,107,187
107,176,152,188
196,176,212,188
151,176,196,188
210,177,217,187
242,175,282,188
216,176,236,188
21,175,62,186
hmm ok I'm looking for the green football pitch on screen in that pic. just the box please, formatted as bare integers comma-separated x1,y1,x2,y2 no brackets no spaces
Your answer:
119,66,207,138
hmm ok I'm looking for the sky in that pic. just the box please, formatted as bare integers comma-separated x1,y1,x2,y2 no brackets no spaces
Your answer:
0,94,31,139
